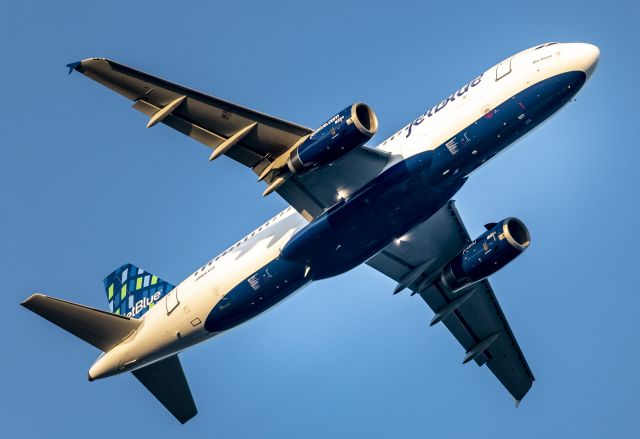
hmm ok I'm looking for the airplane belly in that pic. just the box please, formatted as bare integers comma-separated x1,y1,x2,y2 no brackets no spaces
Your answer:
204,257,310,332
280,151,465,279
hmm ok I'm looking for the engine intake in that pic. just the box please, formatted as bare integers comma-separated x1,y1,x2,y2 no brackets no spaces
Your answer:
287,103,378,174
440,218,530,292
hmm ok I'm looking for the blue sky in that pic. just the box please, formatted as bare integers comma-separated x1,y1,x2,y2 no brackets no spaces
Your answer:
2,0,638,437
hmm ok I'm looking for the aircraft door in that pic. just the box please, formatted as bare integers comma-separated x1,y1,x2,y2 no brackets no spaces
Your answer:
165,288,180,315
495,58,512,80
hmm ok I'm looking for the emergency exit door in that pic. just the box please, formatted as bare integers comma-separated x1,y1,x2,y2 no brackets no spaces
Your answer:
166,288,179,315
496,58,512,80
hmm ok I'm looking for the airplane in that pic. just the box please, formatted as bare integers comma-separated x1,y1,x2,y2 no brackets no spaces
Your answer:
22,42,599,423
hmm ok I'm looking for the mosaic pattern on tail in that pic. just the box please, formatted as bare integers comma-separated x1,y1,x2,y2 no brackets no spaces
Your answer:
103,263,175,317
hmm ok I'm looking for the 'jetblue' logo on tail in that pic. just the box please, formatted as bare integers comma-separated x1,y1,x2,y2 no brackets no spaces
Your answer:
103,263,175,318
127,291,163,317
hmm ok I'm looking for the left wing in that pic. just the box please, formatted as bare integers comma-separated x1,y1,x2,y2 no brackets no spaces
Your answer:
367,201,534,402
69,59,388,220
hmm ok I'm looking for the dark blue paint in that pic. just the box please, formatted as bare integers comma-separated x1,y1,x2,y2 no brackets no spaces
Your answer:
429,71,586,182
206,71,586,332
204,258,309,333
66,61,81,75
281,150,465,279
294,104,372,170
440,218,529,291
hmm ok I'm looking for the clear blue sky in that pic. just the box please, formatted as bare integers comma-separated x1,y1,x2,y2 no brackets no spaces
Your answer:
2,1,638,437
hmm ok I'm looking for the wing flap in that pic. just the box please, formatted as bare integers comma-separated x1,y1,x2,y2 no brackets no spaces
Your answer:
132,355,197,424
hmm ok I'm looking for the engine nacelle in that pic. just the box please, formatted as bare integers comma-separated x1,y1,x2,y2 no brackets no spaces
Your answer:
287,103,378,174
440,218,531,292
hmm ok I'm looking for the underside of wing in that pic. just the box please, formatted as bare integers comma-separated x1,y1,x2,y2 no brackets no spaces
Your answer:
70,58,388,220
132,355,197,424
367,201,534,402
277,146,390,219
21,293,141,352
71,58,311,168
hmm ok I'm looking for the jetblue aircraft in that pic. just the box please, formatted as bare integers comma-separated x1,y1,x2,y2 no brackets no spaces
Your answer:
23,42,599,423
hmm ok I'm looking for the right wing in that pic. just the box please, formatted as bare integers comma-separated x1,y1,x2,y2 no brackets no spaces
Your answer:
132,355,197,424
69,58,389,220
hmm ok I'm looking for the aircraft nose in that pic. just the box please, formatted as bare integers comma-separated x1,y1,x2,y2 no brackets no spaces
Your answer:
575,43,600,78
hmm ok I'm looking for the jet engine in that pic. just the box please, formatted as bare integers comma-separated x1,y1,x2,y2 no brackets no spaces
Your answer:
440,218,530,292
287,103,378,174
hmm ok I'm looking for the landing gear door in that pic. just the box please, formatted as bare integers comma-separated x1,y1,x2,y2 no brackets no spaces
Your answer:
166,288,179,315
496,58,512,80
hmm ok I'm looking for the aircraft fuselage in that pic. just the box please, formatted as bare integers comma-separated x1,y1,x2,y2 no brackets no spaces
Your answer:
88,42,598,380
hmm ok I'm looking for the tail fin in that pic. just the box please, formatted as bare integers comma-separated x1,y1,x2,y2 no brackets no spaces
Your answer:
104,263,175,318
21,294,141,352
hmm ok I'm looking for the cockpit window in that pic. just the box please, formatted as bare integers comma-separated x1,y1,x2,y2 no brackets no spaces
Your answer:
535,42,559,50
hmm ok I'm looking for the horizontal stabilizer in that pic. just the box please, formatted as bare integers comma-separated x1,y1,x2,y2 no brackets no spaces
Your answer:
21,293,141,352
132,355,197,424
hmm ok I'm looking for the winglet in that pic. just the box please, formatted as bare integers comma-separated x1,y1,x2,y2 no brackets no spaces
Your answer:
66,61,81,75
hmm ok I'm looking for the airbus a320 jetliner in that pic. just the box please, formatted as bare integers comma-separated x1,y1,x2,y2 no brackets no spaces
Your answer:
23,42,599,423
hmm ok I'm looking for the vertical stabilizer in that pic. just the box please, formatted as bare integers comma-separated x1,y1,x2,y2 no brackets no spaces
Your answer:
104,263,175,318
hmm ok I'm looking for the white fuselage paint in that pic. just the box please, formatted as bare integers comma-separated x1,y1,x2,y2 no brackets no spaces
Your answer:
89,42,599,380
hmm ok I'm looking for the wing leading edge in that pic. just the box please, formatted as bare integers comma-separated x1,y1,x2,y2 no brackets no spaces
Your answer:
367,201,534,402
